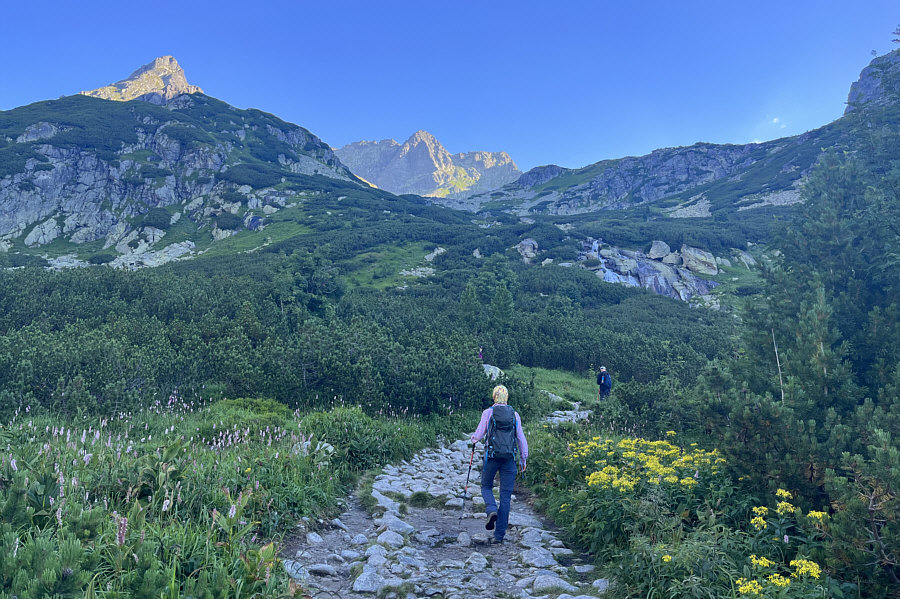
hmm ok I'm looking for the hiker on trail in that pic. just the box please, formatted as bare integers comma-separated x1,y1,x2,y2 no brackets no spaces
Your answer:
597,366,612,399
469,384,528,544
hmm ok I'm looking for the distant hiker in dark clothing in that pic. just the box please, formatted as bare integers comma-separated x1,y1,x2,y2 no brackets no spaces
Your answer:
470,384,528,544
477,347,483,361
597,366,612,399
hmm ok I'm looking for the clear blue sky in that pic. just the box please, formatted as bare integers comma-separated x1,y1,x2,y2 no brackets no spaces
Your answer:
1,1,897,171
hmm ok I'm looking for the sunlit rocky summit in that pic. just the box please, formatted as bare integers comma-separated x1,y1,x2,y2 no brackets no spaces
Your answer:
336,130,520,198
80,56,204,105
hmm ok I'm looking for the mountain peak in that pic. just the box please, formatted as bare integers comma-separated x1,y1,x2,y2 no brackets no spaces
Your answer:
406,130,439,144
335,131,520,198
80,55,203,105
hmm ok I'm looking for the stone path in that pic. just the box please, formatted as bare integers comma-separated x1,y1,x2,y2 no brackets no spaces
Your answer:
283,406,607,599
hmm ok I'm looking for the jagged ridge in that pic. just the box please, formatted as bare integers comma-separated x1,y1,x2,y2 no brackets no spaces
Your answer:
335,130,520,198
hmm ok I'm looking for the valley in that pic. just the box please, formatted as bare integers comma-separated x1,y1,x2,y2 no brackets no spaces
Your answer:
0,46,898,599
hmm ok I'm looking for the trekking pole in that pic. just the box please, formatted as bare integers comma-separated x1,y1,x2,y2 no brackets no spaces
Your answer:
459,444,476,524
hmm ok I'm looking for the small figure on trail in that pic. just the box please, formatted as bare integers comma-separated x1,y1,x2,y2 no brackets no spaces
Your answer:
469,384,528,544
477,347,483,361
597,366,612,399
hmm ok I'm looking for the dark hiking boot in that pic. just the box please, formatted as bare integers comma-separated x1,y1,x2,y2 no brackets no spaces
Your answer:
485,511,498,531
488,536,504,544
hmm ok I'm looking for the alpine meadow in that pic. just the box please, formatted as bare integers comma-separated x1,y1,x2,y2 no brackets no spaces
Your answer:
0,28,898,599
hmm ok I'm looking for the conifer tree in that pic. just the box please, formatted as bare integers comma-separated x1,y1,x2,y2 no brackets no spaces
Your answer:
490,282,514,328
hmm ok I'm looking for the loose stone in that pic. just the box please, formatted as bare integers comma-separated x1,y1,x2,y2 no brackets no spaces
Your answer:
306,532,324,544
533,574,579,593
308,563,337,577
377,530,405,548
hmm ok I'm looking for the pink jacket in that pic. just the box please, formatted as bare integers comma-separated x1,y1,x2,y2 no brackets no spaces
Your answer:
470,405,528,465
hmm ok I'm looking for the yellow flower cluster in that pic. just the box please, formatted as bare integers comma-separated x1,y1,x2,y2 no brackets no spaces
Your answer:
806,510,828,521
751,506,769,516
569,436,724,493
662,554,672,562
790,559,822,579
775,488,793,500
767,573,791,587
750,554,775,568
736,578,763,595
775,500,796,516
585,465,639,492
750,516,767,530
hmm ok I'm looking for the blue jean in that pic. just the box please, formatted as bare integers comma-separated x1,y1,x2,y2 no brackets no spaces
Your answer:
481,456,517,540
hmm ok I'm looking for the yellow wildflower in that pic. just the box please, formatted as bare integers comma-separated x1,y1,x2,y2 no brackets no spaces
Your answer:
775,488,793,500
776,501,796,516
790,559,821,579
752,506,769,516
750,555,775,568
666,430,677,437
751,516,767,530
679,477,698,487
767,573,791,587
736,578,763,595
662,554,672,562
806,510,828,521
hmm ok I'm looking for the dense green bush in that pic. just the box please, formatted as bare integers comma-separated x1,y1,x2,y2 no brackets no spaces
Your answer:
141,207,172,230
220,164,281,188
300,406,475,473
196,397,294,440
87,252,117,265
215,211,243,230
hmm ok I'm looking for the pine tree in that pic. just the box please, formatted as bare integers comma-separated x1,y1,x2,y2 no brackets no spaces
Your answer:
459,281,481,329
490,282,514,328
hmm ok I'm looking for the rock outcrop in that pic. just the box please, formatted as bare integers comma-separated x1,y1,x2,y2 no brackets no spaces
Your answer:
80,56,204,105
516,238,539,262
1,58,360,267
336,131,520,197
680,244,718,275
576,239,721,304
845,49,900,114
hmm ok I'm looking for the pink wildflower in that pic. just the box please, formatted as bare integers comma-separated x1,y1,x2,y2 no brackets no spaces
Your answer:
116,516,128,546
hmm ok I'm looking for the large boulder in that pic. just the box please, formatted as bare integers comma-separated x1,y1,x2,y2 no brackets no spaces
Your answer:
648,240,671,259
680,245,718,275
516,238,539,262
483,364,503,380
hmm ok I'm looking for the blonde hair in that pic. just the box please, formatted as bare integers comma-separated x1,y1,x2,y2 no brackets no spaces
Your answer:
492,385,509,404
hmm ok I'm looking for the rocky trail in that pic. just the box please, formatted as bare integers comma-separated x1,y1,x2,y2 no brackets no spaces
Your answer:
282,405,608,599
